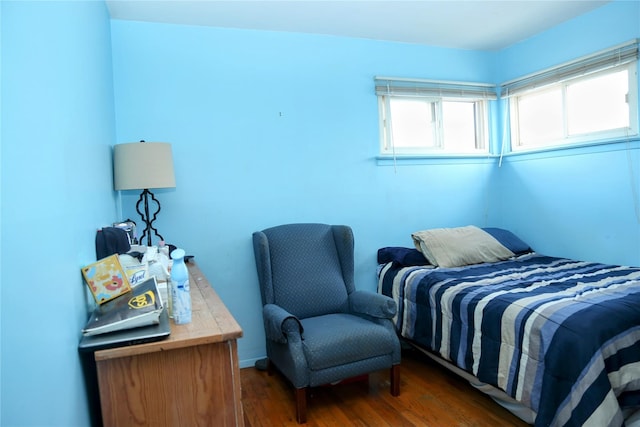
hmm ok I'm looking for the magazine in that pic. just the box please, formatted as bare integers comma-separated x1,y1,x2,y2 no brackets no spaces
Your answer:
82,277,164,337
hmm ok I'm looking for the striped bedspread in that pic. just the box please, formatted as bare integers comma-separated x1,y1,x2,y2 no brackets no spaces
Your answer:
377,253,640,427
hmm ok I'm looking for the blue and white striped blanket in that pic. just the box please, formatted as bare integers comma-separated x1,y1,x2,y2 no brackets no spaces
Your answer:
377,253,640,427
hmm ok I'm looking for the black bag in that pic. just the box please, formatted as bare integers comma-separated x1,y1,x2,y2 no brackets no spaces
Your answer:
95,227,131,260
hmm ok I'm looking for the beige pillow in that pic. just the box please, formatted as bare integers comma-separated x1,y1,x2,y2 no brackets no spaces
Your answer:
411,225,515,268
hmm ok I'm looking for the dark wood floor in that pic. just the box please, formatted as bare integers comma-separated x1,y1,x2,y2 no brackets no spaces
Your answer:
241,348,530,426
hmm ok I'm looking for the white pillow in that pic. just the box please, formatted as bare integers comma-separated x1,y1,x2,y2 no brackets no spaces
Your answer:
411,225,515,268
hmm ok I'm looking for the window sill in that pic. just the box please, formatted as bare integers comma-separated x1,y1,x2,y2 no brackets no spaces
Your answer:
376,153,497,166
502,136,640,161
375,136,640,167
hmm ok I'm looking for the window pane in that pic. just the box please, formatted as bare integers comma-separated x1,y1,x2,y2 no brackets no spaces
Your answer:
566,70,629,135
516,88,563,146
389,98,435,148
443,101,477,151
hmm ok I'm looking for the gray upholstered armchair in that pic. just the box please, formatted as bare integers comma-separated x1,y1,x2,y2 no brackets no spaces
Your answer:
252,223,401,423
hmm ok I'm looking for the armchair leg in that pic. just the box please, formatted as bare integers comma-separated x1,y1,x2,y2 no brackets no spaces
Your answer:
390,364,400,396
295,387,307,424
255,358,275,376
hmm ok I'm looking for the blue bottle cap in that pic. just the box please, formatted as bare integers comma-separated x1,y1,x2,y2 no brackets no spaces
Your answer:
171,248,185,260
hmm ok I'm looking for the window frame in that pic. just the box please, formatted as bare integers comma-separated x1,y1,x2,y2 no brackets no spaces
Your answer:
375,77,495,157
502,40,639,153
508,61,638,151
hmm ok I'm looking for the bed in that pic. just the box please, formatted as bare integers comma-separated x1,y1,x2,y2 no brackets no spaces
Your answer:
376,226,640,427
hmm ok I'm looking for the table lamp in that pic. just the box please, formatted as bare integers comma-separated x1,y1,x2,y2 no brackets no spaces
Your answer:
113,141,176,247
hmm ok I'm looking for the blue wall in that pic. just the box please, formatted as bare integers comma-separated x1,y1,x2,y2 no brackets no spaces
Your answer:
110,20,499,368
1,0,639,425
1,1,117,426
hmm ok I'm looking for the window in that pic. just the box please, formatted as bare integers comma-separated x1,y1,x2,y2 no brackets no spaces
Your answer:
376,77,495,156
503,40,639,151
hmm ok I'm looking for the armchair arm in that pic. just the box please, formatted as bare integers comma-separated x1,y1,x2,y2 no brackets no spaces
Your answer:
263,303,304,343
349,290,397,319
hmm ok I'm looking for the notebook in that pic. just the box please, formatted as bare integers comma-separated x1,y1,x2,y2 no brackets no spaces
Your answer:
78,308,171,352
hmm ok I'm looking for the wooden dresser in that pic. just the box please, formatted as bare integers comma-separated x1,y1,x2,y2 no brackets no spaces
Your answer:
94,262,244,426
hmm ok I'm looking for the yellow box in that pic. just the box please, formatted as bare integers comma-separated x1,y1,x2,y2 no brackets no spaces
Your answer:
81,254,132,304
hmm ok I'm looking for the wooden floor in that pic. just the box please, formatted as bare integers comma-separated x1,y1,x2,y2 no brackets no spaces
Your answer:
241,348,530,426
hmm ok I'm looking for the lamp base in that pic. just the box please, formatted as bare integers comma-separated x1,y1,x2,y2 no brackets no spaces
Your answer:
136,189,165,247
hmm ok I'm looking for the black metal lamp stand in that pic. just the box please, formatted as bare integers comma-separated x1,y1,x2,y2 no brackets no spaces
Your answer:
136,188,165,246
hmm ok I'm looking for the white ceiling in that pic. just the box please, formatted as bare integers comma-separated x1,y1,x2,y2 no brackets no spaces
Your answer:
106,0,611,51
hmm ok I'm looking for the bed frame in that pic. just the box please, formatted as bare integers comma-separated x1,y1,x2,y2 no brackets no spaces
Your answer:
408,340,536,424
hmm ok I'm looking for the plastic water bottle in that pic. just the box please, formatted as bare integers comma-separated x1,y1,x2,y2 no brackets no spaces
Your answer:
170,248,191,324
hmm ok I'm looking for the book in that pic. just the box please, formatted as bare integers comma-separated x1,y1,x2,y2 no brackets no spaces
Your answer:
82,277,164,337
81,254,132,304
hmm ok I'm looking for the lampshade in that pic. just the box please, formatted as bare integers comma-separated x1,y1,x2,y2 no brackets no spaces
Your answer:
113,142,176,191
